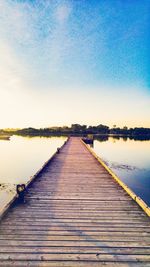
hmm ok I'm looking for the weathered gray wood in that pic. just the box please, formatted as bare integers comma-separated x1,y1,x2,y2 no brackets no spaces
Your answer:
0,246,150,254
0,234,150,240
0,261,149,267
0,137,150,266
0,253,150,261
0,240,150,247
1,225,149,233
0,234,149,241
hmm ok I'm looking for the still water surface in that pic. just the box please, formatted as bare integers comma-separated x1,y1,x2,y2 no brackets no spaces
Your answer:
0,135,66,185
93,137,150,206
0,135,66,211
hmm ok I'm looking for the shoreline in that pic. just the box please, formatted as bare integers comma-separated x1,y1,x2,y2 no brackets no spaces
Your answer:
6,133,150,141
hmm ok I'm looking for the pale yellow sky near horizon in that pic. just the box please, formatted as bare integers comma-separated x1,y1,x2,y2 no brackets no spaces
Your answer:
0,84,150,129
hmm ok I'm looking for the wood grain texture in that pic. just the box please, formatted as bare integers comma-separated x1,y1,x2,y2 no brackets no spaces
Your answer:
0,137,150,266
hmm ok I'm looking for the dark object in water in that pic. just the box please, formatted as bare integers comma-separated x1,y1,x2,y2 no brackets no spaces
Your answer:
16,184,26,202
0,136,10,141
82,137,93,145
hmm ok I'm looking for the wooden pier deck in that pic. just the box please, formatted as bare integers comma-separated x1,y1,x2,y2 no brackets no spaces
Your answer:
0,137,150,266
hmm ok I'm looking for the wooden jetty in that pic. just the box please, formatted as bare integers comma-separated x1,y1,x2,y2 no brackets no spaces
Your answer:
0,137,150,266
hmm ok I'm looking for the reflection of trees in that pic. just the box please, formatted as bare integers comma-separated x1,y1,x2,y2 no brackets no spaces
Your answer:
95,135,108,142
128,135,150,141
97,135,150,142
0,136,10,141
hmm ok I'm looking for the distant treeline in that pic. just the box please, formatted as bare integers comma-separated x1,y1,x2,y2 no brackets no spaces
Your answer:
1,124,150,138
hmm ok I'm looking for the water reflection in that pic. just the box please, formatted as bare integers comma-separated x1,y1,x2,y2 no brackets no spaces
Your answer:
0,135,66,212
0,135,66,185
93,137,150,206
96,135,150,142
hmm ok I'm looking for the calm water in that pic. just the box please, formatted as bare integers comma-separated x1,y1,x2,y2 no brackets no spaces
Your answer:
0,135,66,185
0,135,66,211
93,137,150,206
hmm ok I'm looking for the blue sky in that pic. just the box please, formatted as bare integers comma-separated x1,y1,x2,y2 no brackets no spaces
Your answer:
0,0,149,128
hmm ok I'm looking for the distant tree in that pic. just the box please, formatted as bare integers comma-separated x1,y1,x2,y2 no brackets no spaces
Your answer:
96,124,109,134
71,124,87,133
123,126,128,130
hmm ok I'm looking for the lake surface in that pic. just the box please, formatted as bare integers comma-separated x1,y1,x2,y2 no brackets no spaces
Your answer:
0,135,66,185
93,137,150,207
0,135,66,211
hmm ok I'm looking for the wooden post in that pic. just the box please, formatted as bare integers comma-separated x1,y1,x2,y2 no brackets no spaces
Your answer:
16,184,26,202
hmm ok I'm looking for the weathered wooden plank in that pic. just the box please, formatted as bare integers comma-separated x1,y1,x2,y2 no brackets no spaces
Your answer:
0,240,149,247
0,230,150,236
0,228,150,237
4,211,148,218
5,214,146,220
9,206,143,212
0,253,150,262
0,234,149,242
3,218,148,224
0,225,149,232
25,197,132,200
0,261,149,267
2,220,149,227
20,203,142,209
0,246,150,254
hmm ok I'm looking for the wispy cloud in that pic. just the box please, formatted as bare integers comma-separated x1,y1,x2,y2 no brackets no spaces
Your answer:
0,0,75,90
55,3,72,24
